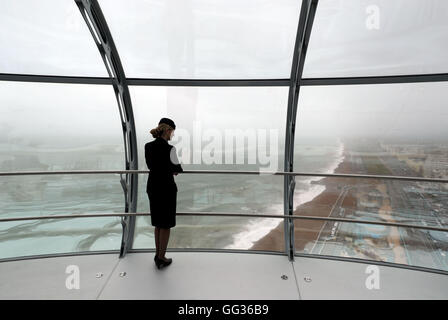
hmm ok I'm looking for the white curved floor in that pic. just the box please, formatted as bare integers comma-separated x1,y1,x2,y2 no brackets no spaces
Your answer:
0,252,447,299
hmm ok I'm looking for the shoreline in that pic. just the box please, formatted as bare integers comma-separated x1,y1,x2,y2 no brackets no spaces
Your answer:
225,140,345,250
250,148,358,252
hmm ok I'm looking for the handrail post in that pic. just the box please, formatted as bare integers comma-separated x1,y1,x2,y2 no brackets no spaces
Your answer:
284,0,319,262
75,0,139,258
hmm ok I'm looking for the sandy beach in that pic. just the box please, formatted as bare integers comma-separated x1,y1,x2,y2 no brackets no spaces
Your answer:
250,150,358,252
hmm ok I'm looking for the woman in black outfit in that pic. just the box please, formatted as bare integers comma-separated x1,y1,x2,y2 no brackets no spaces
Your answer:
145,118,183,269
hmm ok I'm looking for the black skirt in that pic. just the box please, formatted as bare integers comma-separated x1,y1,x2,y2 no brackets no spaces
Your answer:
147,187,177,228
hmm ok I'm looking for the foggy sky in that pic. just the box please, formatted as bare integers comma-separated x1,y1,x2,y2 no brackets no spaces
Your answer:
1,0,447,145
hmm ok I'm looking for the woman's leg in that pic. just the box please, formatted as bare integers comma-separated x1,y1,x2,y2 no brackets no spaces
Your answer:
158,227,171,259
154,227,160,257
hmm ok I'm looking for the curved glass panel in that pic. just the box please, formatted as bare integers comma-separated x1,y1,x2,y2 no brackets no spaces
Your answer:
289,82,448,271
303,0,448,77
0,175,123,259
0,0,107,76
130,86,288,251
99,0,301,79
0,81,124,172
0,81,125,259
293,177,448,270
134,216,285,252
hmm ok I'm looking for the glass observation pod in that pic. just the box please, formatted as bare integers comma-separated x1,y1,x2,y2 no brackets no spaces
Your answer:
0,0,447,300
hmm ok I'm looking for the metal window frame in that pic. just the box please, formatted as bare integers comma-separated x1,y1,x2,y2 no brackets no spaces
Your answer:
0,73,291,86
3,73,448,87
300,73,448,86
74,0,138,258
284,0,319,262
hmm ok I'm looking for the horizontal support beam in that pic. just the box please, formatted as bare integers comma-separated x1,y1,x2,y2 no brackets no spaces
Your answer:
1,211,446,233
1,170,447,184
2,73,448,87
301,73,448,86
0,73,289,87
0,73,112,85
127,78,291,87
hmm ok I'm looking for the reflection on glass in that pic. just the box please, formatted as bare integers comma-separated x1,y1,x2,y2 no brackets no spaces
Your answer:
99,0,301,79
0,0,107,76
304,0,448,77
0,81,126,259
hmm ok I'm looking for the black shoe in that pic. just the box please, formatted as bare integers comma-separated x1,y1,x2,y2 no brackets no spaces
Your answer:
157,257,172,269
154,256,164,269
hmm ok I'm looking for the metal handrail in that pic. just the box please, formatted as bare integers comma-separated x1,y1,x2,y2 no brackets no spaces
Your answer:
1,211,447,233
1,169,447,184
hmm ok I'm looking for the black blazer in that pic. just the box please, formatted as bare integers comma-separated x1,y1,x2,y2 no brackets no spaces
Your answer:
145,137,183,193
